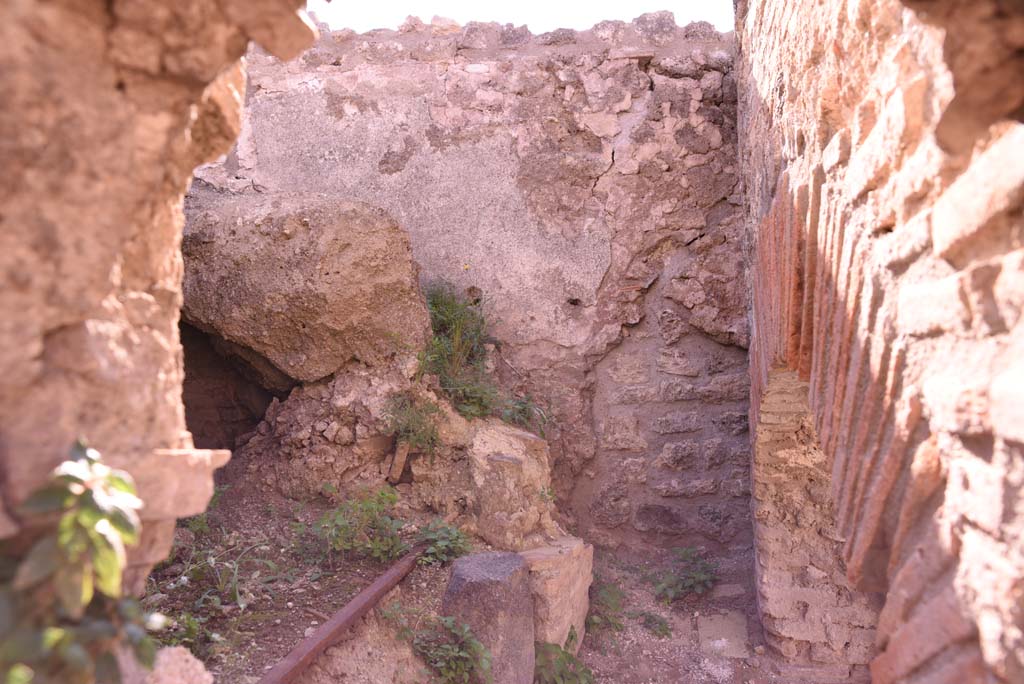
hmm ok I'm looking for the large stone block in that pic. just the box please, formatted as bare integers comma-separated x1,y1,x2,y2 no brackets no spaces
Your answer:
442,553,535,684
520,537,594,653
183,188,431,383
465,421,561,550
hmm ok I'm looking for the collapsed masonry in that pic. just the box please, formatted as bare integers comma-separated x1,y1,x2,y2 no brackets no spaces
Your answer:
2,1,1022,683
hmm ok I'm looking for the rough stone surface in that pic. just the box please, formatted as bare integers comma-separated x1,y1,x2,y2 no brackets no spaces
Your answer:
737,0,1024,682
183,185,431,383
697,611,751,659
0,0,314,609
442,553,535,684
752,370,882,666
296,607,420,684
193,13,751,548
237,381,563,550
464,421,562,550
520,536,594,652
121,646,214,684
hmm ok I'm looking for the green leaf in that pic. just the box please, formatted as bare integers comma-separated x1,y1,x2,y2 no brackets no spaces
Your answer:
54,559,93,619
106,506,141,546
57,513,88,560
20,485,76,515
94,652,121,684
54,460,91,484
131,636,156,669
89,522,125,598
5,664,34,684
40,627,66,652
106,470,137,495
12,537,59,590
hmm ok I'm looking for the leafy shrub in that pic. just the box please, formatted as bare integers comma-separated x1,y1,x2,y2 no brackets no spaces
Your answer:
416,520,471,566
534,626,594,684
500,395,549,437
420,283,497,419
315,488,408,563
585,580,625,635
651,547,717,604
0,442,163,684
383,603,492,684
384,393,441,454
413,617,492,684
420,283,550,432
631,611,671,638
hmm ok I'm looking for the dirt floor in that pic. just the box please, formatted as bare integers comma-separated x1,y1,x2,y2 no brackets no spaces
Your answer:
146,479,453,683
147,466,858,684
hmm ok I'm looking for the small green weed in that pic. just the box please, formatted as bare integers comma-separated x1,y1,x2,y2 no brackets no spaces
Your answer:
420,282,497,419
651,547,717,604
629,611,672,638
420,282,551,433
385,392,441,454
315,488,408,563
416,520,471,566
586,580,626,635
534,626,594,684
500,395,549,437
383,602,492,684
161,612,208,651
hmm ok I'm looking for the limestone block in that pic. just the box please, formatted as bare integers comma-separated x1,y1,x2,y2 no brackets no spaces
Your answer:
520,537,594,653
183,189,431,383
442,553,535,684
697,612,750,659
466,420,561,550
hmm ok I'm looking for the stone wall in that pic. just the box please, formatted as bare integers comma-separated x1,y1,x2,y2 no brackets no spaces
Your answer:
0,0,315,586
193,12,752,553
736,0,1024,682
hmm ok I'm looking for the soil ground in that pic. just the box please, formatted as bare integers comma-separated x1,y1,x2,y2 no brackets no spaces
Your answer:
147,466,856,684
146,477,454,683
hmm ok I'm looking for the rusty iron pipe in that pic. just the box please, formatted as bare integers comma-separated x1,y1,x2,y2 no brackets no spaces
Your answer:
257,544,426,684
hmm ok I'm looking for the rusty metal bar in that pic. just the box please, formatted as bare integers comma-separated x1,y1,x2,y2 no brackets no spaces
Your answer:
258,544,425,684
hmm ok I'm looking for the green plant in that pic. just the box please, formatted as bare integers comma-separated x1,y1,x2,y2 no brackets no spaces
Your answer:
384,393,441,454
413,616,492,684
383,603,492,684
651,547,717,604
534,626,594,684
159,612,207,653
419,283,499,419
416,520,471,566
315,489,408,563
0,442,163,684
419,283,552,436
585,580,625,635
630,611,671,638
500,395,549,437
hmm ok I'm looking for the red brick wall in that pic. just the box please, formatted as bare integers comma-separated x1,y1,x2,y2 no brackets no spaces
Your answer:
737,0,1024,681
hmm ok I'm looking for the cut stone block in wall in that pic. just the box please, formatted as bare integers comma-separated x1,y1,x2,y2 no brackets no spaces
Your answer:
752,369,882,668
737,0,1024,681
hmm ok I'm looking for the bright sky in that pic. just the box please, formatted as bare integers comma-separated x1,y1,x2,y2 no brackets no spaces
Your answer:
306,0,735,33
